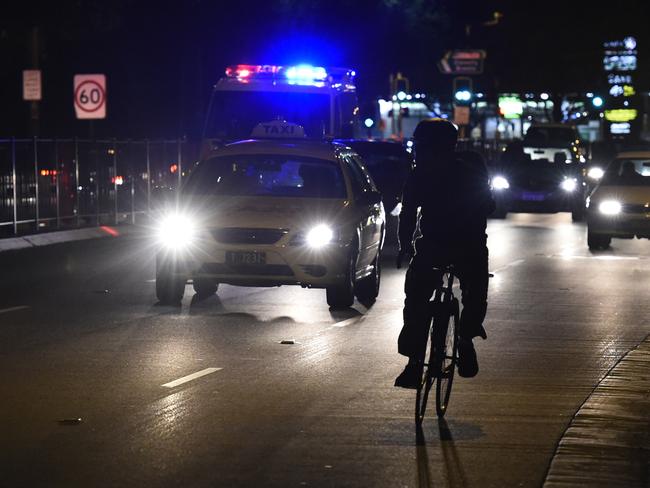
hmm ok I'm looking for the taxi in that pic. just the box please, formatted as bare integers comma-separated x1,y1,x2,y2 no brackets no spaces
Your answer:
154,121,385,308
586,151,650,249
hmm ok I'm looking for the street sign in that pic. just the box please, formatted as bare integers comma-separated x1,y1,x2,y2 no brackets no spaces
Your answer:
73,74,107,119
438,50,486,75
23,70,42,101
453,106,470,126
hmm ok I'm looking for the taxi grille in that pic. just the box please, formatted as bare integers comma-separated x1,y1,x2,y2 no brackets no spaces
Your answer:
200,263,294,276
211,228,288,245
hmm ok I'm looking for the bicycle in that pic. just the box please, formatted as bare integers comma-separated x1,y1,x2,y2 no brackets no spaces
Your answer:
415,265,460,424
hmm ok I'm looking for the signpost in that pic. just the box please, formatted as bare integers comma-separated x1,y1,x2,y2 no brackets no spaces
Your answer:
22,70,42,101
438,50,486,75
73,74,107,119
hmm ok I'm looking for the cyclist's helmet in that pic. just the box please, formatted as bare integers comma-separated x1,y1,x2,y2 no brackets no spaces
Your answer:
413,118,458,152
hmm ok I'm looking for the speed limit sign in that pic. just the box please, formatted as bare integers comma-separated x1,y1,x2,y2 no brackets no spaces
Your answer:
73,74,107,119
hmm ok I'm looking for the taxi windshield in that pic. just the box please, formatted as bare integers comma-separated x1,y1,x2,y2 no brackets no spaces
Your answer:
602,159,650,186
183,154,347,198
205,91,330,140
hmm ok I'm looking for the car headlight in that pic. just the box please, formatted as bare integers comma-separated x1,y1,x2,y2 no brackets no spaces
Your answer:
587,167,604,180
598,200,622,216
560,178,577,192
305,224,334,248
491,176,510,190
157,214,196,249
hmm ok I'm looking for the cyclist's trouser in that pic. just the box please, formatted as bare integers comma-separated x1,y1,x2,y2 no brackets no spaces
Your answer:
398,245,489,360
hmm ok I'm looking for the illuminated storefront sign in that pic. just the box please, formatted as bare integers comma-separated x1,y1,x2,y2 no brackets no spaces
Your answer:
498,95,523,119
604,109,638,122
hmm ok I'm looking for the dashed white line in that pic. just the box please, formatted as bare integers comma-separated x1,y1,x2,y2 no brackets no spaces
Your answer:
0,306,30,315
161,367,222,388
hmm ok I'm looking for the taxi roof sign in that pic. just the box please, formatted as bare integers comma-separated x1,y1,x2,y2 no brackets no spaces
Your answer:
251,121,306,139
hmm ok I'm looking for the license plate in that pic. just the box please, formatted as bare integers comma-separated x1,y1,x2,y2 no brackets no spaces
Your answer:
226,251,266,265
521,192,545,201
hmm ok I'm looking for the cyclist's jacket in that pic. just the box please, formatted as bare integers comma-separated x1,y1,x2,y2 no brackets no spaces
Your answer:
398,153,495,254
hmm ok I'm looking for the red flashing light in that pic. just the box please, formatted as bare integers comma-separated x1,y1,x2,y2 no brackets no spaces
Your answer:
170,164,179,174
225,64,282,78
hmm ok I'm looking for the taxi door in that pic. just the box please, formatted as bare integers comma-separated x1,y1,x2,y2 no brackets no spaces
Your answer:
344,154,384,270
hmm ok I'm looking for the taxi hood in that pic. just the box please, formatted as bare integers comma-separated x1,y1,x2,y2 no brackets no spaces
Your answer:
184,195,354,232
592,185,650,205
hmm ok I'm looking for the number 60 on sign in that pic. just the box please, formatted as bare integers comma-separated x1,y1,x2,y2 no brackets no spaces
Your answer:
74,74,107,119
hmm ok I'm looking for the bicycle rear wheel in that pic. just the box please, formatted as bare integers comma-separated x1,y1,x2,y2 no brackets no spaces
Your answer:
415,309,436,426
435,298,459,417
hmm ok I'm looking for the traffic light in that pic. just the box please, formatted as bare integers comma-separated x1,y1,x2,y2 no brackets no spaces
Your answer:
453,77,473,105
592,96,604,108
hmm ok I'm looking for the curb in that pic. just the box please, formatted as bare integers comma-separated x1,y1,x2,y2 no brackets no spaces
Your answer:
543,334,650,487
0,226,133,253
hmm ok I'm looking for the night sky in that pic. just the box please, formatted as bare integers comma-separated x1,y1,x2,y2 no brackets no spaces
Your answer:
1,0,648,138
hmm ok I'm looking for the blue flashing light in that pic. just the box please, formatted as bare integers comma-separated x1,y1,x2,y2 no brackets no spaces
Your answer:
285,65,328,83
364,118,374,128
592,96,604,108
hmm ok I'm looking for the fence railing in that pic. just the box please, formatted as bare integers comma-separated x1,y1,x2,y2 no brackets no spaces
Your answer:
0,138,198,237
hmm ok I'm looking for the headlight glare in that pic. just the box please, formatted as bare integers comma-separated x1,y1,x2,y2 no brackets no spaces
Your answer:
587,167,604,180
560,178,577,192
491,176,510,190
157,214,196,248
306,224,334,248
598,200,622,216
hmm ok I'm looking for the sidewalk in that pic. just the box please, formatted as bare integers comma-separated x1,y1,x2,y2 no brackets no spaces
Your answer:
544,334,650,487
0,225,134,252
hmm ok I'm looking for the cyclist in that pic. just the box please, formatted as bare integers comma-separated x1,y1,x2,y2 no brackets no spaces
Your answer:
394,119,495,388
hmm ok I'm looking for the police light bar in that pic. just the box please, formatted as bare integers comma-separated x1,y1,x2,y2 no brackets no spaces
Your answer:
251,120,306,139
285,65,327,82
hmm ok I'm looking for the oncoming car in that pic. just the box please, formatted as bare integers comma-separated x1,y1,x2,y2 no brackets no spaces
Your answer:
586,151,650,250
154,121,385,308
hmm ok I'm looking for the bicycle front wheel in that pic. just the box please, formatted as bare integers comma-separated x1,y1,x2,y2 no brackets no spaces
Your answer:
415,312,436,426
435,298,459,417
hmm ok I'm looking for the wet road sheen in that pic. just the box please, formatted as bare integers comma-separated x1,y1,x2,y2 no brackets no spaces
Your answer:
1,213,649,487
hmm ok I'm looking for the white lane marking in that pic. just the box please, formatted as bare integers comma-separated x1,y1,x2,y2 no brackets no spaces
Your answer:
161,367,222,388
0,306,29,315
552,254,640,261
491,259,525,274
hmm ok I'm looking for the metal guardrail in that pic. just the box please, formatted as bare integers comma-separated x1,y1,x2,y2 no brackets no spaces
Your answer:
0,138,198,237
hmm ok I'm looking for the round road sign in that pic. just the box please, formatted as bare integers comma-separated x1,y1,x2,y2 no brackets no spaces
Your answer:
74,80,106,113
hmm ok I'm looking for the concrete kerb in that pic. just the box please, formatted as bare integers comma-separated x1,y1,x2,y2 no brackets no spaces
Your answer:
543,333,650,487
0,225,136,253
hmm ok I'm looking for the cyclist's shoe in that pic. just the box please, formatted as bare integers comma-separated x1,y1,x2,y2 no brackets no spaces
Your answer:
457,338,479,378
394,361,421,389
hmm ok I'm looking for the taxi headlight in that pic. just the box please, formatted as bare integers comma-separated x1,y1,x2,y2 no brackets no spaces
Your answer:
491,176,510,190
157,214,196,249
306,224,334,248
598,200,622,216
560,178,578,192
587,167,604,180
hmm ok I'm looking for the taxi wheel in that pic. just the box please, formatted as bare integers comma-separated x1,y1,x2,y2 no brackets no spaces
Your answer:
356,251,381,303
326,252,356,309
587,230,611,250
193,278,219,297
156,273,186,305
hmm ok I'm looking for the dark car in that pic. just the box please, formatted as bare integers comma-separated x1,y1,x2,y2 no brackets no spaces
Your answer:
490,139,587,221
336,140,414,243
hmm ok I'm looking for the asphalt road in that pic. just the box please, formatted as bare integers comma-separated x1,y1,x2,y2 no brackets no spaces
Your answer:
1,213,649,487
